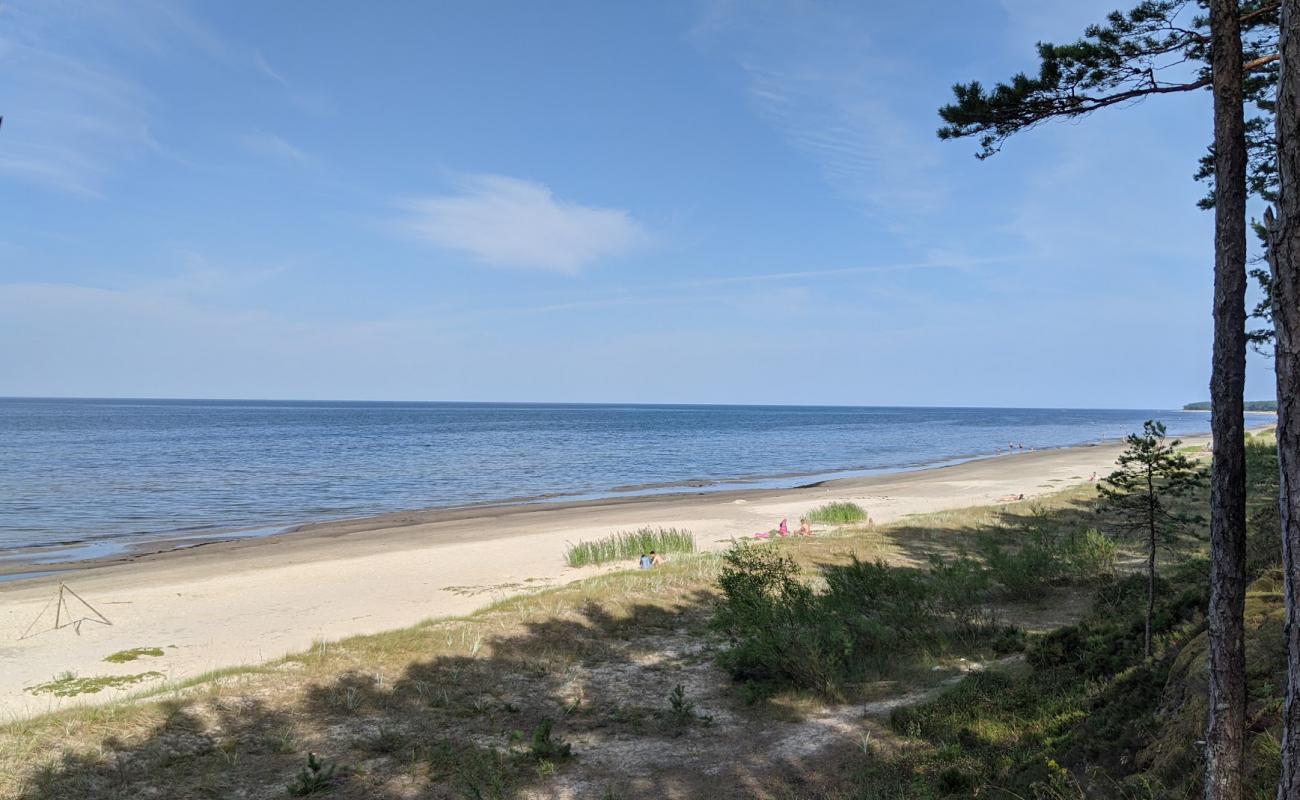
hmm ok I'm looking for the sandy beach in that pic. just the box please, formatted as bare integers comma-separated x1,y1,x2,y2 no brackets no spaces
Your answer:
0,439,1190,720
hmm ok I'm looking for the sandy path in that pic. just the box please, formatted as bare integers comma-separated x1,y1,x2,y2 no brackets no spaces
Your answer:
0,440,1160,720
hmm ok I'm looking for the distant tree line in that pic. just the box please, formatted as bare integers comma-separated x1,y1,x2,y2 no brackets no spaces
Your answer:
1184,400,1279,411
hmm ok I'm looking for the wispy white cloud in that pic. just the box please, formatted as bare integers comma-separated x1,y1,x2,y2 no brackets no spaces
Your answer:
0,30,154,196
996,0,1116,44
691,1,947,219
395,175,650,273
239,131,312,165
0,0,321,196
252,50,290,86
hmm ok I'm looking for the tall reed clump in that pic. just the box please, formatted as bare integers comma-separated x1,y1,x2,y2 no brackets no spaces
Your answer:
564,527,696,567
805,502,869,525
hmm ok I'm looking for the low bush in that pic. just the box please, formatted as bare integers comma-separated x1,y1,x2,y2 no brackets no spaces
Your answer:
713,544,1018,698
713,545,847,695
926,554,994,631
564,527,695,567
1027,572,1205,680
1061,528,1118,581
979,532,1064,600
528,719,572,762
874,574,1209,799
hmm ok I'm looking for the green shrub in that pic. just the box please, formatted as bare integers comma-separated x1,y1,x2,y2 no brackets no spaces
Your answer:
713,544,1010,698
1027,573,1207,680
563,527,695,567
1061,528,1118,581
713,545,846,694
805,502,869,525
429,742,516,799
927,553,994,631
528,719,572,761
979,532,1064,600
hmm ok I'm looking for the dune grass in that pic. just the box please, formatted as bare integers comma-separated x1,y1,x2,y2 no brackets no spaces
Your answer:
804,501,869,525
563,526,696,567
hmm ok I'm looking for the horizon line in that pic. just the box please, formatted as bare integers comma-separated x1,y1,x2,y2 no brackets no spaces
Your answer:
0,395,1231,413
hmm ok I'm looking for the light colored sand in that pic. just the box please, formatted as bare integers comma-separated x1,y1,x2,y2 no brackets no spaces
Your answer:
0,440,1187,720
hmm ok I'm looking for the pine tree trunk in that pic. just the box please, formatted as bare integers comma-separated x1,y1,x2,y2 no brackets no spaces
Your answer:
1147,522,1156,660
1272,3,1300,796
1205,2,1250,799
1148,465,1158,660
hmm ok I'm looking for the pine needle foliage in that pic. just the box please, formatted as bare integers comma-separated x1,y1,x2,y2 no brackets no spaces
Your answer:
1097,420,1203,658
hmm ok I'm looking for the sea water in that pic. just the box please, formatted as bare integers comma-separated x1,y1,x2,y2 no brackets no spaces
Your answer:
0,398,1261,553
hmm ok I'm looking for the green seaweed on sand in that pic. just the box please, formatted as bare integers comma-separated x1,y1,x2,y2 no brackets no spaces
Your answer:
103,647,165,664
28,671,165,697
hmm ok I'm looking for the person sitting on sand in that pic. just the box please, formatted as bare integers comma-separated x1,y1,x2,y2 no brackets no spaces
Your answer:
753,530,770,539
639,553,652,569
798,518,812,537
650,550,665,567
778,518,789,537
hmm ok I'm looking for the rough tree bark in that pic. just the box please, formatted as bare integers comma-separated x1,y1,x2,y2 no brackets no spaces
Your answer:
1205,1,1251,799
1147,464,1157,660
1271,3,1300,796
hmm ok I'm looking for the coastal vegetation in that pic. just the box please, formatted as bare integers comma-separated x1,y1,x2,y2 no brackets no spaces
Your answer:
803,501,869,525
937,3,1292,793
26,671,165,698
1183,400,1278,412
1096,421,1202,658
2,432,1285,799
562,526,696,567
102,647,165,664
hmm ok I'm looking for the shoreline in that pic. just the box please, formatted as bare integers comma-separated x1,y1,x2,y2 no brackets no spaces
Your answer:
0,436,1146,582
0,445,1081,584
0,436,1209,720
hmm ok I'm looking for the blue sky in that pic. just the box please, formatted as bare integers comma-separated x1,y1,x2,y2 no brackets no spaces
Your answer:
0,0,1275,407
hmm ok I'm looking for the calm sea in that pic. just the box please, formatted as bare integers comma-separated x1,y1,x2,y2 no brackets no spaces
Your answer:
0,398,1258,555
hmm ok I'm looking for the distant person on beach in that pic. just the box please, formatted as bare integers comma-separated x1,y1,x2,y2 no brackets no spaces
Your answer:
650,550,664,566
639,553,652,569
799,518,812,536
778,518,789,536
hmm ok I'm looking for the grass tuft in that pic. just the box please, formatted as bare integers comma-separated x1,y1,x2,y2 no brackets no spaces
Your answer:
805,501,869,525
563,527,695,567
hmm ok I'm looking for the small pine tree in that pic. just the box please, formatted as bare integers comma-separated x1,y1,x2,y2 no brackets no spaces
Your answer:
287,752,337,796
1097,420,1202,659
